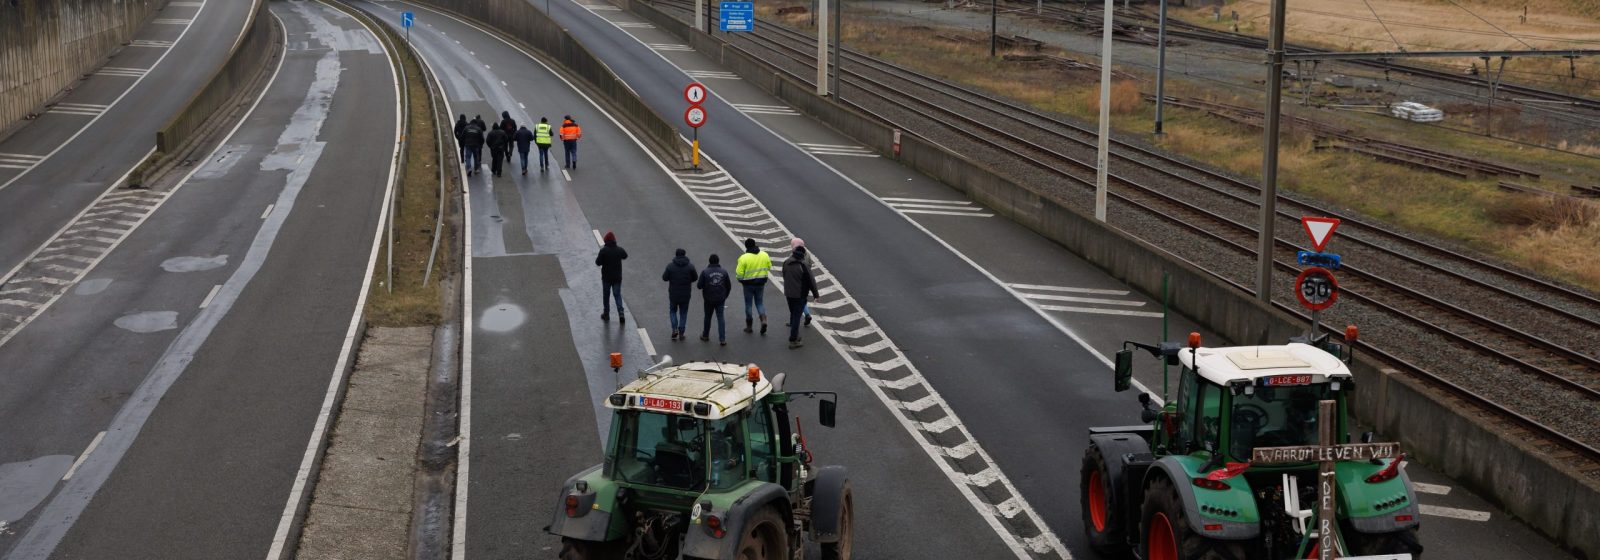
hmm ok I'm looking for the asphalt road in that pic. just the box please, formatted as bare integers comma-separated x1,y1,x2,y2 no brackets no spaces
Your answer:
0,2,398,558
0,0,252,281
359,1,1017,557
407,0,1576,558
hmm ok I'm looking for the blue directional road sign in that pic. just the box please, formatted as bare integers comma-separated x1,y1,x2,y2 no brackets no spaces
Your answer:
719,2,753,32
401,11,414,28
1297,251,1342,271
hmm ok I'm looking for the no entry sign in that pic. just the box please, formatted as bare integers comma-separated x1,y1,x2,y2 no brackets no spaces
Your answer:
1295,267,1339,311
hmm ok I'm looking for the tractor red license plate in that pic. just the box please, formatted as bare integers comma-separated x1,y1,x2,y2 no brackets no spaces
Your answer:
639,396,683,412
1263,374,1313,386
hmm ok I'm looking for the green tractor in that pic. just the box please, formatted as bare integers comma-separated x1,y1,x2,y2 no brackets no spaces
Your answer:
1081,332,1424,559
549,358,853,560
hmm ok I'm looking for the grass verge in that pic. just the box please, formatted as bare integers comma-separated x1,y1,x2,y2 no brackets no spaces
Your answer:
360,11,452,327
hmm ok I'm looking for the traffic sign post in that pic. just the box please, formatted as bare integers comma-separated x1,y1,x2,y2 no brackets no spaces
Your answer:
1301,216,1341,252
1296,216,1343,337
720,2,754,32
685,105,707,169
401,12,413,44
684,83,707,105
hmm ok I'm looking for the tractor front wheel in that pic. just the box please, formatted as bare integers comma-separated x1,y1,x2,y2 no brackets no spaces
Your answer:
1345,527,1423,558
1081,444,1128,557
821,483,854,560
736,507,791,560
1139,477,1249,560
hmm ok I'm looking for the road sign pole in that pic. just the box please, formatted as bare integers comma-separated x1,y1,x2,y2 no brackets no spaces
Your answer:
1154,0,1168,136
817,0,829,96
692,129,700,170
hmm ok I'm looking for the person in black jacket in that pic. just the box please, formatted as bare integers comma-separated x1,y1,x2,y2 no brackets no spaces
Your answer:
595,231,627,323
486,126,509,177
499,111,517,137
781,246,820,348
696,254,732,345
461,118,485,176
661,248,698,341
514,125,535,175
453,114,468,162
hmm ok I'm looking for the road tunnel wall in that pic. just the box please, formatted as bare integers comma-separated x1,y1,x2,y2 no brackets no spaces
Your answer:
616,1,1600,556
0,0,163,134
405,0,691,166
155,0,273,159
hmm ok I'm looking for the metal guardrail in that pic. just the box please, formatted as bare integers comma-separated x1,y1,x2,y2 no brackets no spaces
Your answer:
413,0,691,165
154,0,274,155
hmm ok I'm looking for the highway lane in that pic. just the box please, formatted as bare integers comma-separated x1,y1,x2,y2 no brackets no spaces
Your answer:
360,2,1017,557
0,2,398,558
0,0,254,333
430,1,1578,558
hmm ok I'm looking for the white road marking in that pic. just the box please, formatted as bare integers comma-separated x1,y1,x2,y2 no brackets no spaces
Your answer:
1412,482,1451,495
899,209,994,217
518,102,525,109
500,80,507,86
130,39,176,47
562,169,572,181
1022,293,1145,307
61,431,106,481
592,229,604,246
889,203,985,211
96,67,150,77
647,43,693,51
614,21,655,28
638,328,656,357
152,18,193,24
880,197,972,205
260,204,275,219
1007,282,1130,296
199,284,222,309
1039,304,1165,318
1419,504,1491,522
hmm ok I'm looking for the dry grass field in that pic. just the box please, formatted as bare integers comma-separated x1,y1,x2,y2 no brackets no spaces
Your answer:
773,13,1600,290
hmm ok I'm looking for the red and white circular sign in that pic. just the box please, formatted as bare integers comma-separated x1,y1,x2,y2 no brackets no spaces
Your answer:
1294,267,1340,311
684,82,708,106
685,106,707,128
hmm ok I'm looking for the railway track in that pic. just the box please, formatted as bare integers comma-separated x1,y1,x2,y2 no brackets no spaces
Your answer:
647,0,1600,469
1005,0,1600,112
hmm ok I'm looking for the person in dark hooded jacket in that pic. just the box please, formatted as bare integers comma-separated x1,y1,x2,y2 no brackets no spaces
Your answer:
453,114,468,162
661,248,698,341
696,254,732,344
595,231,627,323
461,117,485,176
486,126,509,177
781,246,820,348
500,111,517,136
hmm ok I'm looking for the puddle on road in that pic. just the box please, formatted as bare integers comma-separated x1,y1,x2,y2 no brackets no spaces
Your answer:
160,255,228,273
0,455,74,524
114,311,178,333
74,278,113,295
479,303,526,333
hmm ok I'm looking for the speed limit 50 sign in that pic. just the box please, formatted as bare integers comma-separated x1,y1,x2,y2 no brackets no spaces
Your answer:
1295,267,1339,311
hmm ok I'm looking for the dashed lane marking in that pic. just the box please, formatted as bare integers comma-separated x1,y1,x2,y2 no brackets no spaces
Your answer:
61,431,106,481
199,284,222,309
1419,504,1491,522
638,327,656,357
1413,482,1451,495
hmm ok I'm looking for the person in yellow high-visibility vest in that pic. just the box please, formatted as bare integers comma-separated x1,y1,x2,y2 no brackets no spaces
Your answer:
735,238,772,335
533,117,554,172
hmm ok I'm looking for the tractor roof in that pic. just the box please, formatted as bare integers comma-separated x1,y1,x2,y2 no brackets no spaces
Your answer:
606,361,774,420
1180,343,1352,386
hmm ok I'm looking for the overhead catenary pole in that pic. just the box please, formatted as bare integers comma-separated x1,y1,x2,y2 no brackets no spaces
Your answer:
1154,0,1168,135
832,0,841,97
817,0,829,96
696,0,704,32
1094,0,1114,221
1256,0,1288,302
991,0,998,58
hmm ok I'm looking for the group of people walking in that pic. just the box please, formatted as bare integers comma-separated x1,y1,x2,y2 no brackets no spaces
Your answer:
595,232,819,348
454,112,582,177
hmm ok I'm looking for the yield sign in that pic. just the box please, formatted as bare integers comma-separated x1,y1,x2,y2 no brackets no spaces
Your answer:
1301,217,1341,252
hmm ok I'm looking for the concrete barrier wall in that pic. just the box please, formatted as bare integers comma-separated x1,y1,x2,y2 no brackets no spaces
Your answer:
619,1,1600,556
410,0,690,165
154,0,272,155
0,0,161,131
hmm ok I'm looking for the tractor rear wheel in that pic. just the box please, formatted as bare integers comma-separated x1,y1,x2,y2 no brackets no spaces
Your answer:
1346,527,1423,558
1081,444,1129,557
736,507,791,560
1139,477,1249,560
821,483,854,560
